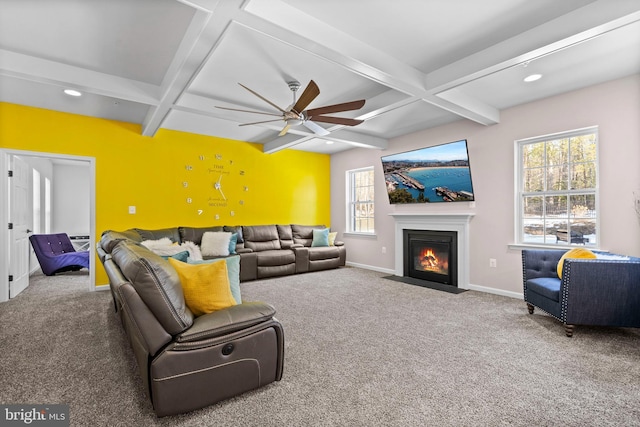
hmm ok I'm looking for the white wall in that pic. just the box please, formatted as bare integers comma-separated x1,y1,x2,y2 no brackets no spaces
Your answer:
22,157,53,272
52,163,90,236
331,74,640,295
22,157,53,233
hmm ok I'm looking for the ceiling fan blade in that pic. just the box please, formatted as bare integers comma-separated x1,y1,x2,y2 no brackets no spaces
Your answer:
239,119,283,126
306,99,365,117
309,116,364,126
238,83,287,113
291,80,320,114
303,120,330,136
215,106,282,117
279,124,291,136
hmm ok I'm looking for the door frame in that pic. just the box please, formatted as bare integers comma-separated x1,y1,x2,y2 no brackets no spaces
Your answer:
0,149,96,302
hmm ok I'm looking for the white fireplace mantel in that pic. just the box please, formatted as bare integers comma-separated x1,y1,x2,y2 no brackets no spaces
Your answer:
389,212,475,289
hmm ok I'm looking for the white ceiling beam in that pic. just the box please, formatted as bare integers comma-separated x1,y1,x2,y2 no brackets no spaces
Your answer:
240,0,426,95
262,133,313,154
141,0,247,136
0,49,160,104
321,130,387,150
238,0,499,127
174,0,220,13
426,3,640,93
262,125,388,154
434,89,500,125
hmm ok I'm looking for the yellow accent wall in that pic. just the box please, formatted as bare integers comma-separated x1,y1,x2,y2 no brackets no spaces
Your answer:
0,102,331,286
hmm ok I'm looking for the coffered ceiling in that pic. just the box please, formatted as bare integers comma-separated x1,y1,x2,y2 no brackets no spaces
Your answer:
1,0,638,154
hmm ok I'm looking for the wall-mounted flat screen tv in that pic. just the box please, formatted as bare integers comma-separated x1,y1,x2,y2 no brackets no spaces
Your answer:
381,139,475,204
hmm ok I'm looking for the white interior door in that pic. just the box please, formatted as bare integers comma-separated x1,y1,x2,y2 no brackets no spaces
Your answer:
9,155,31,298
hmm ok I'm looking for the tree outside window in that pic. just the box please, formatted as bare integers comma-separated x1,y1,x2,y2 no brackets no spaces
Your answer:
347,167,375,234
518,127,597,246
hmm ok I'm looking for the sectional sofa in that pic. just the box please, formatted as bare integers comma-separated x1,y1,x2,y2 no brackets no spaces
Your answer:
98,224,346,282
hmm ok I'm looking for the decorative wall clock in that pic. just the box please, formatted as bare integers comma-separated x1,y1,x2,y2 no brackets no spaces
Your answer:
183,154,248,220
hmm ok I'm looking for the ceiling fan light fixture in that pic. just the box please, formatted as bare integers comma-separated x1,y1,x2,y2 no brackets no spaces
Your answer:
63,89,82,97
524,74,542,83
220,80,365,138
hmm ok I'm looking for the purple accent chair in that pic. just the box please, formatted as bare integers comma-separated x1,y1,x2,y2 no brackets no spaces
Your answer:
29,233,90,276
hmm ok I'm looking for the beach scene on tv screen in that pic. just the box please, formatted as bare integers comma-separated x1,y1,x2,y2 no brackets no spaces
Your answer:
382,140,475,203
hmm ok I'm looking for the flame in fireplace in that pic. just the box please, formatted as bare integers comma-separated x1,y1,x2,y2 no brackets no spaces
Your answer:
414,248,449,274
419,249,440,270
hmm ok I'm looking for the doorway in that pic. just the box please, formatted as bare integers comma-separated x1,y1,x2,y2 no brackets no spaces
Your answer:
0,149,96,302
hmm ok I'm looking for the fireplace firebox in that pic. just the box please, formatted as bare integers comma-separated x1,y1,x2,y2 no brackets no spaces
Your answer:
403,229,457,288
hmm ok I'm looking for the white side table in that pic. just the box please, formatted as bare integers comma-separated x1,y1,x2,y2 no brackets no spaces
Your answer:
69,235,91,252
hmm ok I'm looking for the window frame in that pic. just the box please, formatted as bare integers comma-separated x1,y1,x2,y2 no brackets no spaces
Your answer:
514,126,599,248
345,166,375,235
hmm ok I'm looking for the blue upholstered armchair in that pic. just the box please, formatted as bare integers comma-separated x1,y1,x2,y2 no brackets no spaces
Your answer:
522,249,640,337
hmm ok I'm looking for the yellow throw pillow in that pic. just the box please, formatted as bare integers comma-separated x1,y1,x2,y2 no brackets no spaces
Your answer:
168,257,237,316
557,248,596,278
328,231,337,246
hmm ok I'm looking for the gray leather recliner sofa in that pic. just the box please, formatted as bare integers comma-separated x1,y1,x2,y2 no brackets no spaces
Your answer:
97,229,285,417
103,224,346,282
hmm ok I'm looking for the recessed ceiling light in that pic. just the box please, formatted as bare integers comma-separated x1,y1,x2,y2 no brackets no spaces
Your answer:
523,74,542,83
63,89,82,97
326,140,335,145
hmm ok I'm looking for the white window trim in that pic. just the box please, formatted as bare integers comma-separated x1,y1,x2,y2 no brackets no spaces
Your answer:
345,166,375,235
514,126,600,248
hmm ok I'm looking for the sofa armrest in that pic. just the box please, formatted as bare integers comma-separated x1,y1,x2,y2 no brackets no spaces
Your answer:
334,241,344,247
290,243,304,248
236,248,254,254
562,259,640,327
118,283,173,357
292,246,309,273
175,302,276,343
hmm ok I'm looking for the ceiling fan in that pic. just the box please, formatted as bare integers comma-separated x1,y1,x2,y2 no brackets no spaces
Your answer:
216,80,365,137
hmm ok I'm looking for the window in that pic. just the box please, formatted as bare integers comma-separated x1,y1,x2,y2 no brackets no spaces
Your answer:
44,177,51,233
516,127,598,246
347,167,375,234
32,169,41,234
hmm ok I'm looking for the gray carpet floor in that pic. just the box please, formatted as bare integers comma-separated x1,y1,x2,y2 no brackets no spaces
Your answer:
1,267,639,426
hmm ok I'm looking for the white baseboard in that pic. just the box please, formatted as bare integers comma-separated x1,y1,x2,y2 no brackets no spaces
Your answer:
346,262,524,299
345,261,395,275
94,284,110,292
467,283,523,299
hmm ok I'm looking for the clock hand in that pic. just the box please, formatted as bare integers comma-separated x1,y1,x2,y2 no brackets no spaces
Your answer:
214,174,226,200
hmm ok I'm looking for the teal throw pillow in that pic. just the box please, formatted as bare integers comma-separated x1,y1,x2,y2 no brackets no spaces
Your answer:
311,228,330,247
187,255,241,304
229,233,238,254
161,250,190,262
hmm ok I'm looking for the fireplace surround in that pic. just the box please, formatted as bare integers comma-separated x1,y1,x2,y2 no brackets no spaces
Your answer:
390,213,474,290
